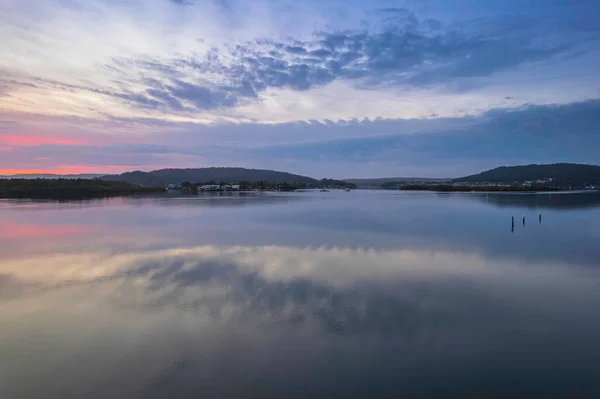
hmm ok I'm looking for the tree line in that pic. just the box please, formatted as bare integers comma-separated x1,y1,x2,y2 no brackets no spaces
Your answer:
0,178,166,199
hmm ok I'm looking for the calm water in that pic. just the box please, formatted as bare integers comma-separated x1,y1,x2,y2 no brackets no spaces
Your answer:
1,190,600,398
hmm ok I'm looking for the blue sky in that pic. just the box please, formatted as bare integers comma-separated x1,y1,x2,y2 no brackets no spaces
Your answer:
1,0,599,177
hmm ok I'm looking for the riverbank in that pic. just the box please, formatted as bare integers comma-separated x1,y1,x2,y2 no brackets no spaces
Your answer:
0,179,166,199
391,185,566,192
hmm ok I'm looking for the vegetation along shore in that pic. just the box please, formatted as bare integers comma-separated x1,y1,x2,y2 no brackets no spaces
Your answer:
0,179,166,200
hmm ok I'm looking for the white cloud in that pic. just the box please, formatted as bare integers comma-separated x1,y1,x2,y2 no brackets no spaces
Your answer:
1,0,598,125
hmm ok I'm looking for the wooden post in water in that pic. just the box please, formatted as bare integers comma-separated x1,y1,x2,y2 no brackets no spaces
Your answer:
522,214,526,226
539,213,542,223
511,216,515,232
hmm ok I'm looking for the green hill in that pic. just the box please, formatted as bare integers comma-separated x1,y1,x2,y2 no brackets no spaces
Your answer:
454,163,600,186
100,167,318,186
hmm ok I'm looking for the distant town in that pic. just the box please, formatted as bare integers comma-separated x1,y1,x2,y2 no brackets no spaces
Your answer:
378,177,597,191
170,179,356,194
369,163,600,191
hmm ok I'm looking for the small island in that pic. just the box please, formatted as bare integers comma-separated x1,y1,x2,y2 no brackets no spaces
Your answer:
0,178,166,200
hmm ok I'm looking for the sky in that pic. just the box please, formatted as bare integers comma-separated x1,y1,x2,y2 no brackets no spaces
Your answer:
1,0,599,178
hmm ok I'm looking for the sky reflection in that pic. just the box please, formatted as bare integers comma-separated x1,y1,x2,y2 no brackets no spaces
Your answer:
1,244,599,398
1,192,599,398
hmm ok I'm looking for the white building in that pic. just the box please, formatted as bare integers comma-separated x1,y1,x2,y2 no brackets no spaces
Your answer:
199,185,221,191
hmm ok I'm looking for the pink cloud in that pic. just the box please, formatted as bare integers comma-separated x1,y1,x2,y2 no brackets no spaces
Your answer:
0,164,157,175
0,134,87,146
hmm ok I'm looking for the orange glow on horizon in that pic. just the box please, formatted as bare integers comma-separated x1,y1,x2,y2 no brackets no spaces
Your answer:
0,169,92,175
0,165,157,175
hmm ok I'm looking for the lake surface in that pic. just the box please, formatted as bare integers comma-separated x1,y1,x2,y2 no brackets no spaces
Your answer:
1,190,600,398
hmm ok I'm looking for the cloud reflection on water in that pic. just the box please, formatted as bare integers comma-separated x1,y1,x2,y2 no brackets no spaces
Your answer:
1,193,600,398
1,244,599,398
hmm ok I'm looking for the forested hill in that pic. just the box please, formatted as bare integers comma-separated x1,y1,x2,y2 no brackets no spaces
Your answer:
100,167,318,186
455,163,600,185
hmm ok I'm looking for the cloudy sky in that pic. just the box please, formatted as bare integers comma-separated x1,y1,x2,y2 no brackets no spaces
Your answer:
1,0,599,177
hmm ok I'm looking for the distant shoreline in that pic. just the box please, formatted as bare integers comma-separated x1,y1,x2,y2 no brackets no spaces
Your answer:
387,185,577,193
2,176,597,200
0,178,166,200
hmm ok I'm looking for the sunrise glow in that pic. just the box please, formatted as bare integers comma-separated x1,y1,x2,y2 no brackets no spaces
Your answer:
0,0,599,177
